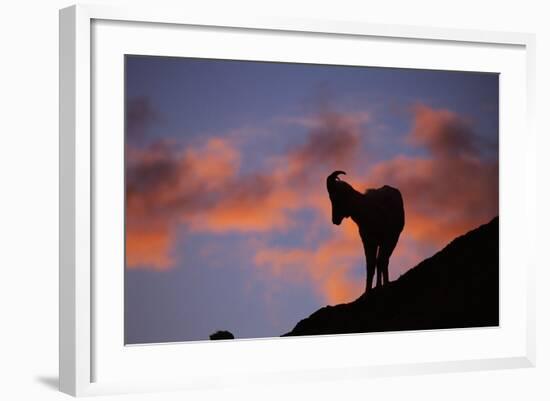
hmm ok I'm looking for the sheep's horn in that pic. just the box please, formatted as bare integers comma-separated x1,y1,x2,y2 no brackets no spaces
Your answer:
326,171,346,188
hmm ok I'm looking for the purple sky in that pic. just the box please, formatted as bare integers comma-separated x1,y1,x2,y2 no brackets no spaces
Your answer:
124,55,498,344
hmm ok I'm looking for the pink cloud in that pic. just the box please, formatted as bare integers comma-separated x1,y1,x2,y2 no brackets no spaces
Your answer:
125,137,241,269
126,103,497,307
249,104,498,302
254,220,364,304
126,108,368,269
367,104,498,247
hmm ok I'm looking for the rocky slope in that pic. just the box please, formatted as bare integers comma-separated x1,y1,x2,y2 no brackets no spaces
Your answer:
284,217,499,336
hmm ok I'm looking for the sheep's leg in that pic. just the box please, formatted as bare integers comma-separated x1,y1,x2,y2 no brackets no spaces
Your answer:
383,261,389,286
377,254,389,287
362,238,377,293
375,255,383,288
378,236,399,286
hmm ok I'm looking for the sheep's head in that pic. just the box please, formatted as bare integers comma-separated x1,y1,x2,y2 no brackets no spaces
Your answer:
326,170,351,225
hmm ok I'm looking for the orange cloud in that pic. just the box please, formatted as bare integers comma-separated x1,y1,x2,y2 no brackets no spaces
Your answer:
189,109,369,234
409,104,478,157
193,180,298,232
126,107,369,277
254,221,364,304
126,223,174,270
250,104,498,302
184,137,241,187
125,137,241,269
366,105,498,247
126,101,497,309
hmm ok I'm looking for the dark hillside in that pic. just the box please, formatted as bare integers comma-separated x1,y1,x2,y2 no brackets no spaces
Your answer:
284,217,499,336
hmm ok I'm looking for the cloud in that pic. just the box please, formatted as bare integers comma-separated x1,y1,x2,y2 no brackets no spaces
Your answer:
367,104,498,247
126,96,158,138
125,137,241,269
126,103,498,307
126,221,174,270
250,104,498,302
409,104,479,157
126,138,240,218
254,219,364,304
192,175,298,232
190,109,368,232
285,110,366,180
125,108,367,270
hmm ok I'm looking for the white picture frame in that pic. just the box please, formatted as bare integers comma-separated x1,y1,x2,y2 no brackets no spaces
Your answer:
59,4,536,397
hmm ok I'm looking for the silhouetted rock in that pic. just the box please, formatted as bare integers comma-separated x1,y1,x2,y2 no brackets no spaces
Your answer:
283,217,499,336
209,330,235,340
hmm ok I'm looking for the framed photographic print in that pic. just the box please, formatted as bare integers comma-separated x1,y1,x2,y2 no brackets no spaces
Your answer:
59,4,536,397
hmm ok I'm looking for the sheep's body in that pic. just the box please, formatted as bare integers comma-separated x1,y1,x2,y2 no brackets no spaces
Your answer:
358,186,405,245
327,172,405,292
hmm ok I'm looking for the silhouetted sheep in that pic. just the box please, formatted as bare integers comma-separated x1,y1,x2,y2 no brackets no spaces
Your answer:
326,171,405,292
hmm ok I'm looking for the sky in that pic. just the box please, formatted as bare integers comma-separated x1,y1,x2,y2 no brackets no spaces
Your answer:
124,55,499,344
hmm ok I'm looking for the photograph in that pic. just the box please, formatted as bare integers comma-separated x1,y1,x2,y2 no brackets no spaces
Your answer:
124,55,499,344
